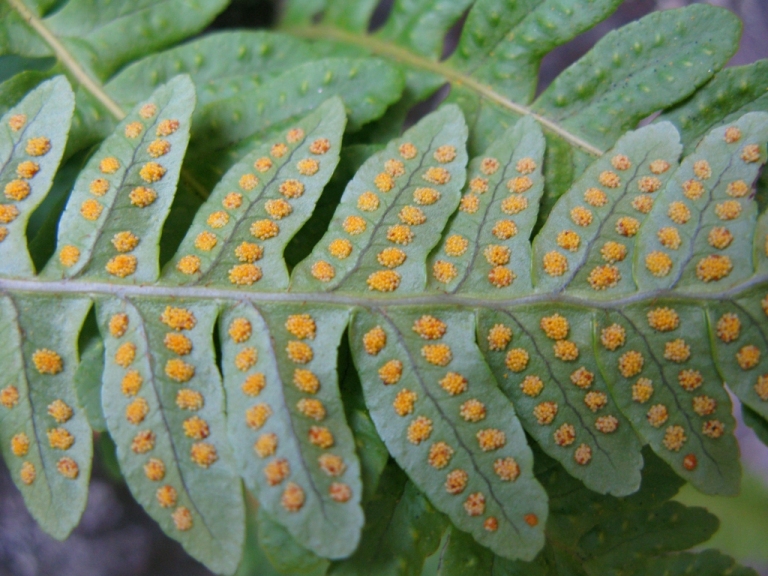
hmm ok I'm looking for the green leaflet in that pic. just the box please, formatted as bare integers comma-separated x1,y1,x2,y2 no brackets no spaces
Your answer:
427,116,545,296
0,294,91,539
322,0,380,33
44,75,195,283
219,303,363,559
635,112,768,293
256,507,331,575
97,297,245,575
477,306,643,496
164,98,345,290
0,76,74,276
532,122,682,297
351,308,547,561
291,104,468,294
74,336,106,432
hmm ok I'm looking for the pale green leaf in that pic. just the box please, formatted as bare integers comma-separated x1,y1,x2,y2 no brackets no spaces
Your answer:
74,336,106,432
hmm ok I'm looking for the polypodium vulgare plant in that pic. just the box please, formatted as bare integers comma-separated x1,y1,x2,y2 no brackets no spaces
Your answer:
1,0,767,575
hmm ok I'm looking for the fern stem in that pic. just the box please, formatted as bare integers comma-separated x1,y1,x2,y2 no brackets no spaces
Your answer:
285,24,605,157
7,0,125,120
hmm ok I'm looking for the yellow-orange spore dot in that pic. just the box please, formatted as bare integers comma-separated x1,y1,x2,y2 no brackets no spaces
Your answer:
618,350,644,378
367,270,401,292
250,219,279,240
252,157,273,174
221,192,243,210
520,375,544,397
176,389,203,411
540,314,569,341
58,245,80,268
235,242,263,263
399,143,418,160
138,104,157,119
89,178,109,196
615,216,640,237
469,177,488,194
25,137,50,157
147,139,170,158
632,378,654,403
318,453,346,477
114,342,136,368
668,201,691,224
678,369,703,392
682,179,704,200
484,244,510,266
737,345,761,370
309,138,331,155
412,315,446,340
112,231,139,253
264,458,290,485
708,226,733,250
588,265,621,290
327,483,351,503
393,389,417,416
570,367,594,390
227,318,252,344
156,119,179,137
131,430,156,454
176,255,201,275
754,375,768,401
11,433,29,457
183,415,210,440
413,187,440,205
663,425,687,451
33,349,63,375
264,199,292,220
374,172,394,192
129,186,157,208
124,122,143,138
722,126,742,143
399,205,426,226
595,415,619,434
106,254,137,278
125,397,149,425
657,227,682,250
47,427,74,450
422,167,451,186
533,401,558,425
598,170,620,188
143,458,165,481
664,339,691,363
647,307,680,332
574,444,593,466
610,154,631,171
702,419,725,439
645,251,673,277
444,469,469,495
15,160,39,181
726,180,750,198
437,372,466,396
505,348,529,372
172,507,193,532
357,191,379,212
139,162,165,183
241,373,266,397
553,340,579,361
0,385,19,408
645,403,668,428
554,423,576,446
363,326,386,355
421,344,452,366
379,360,403,385
584,187,608,207
632,195,654,214
487,324,512,352
692,395,717,417
600,324,626,351
556,230,581,252
281,483,305,512
433,145,456,163
286,128,304,143
507,176,532,194
293,368,320,394
696,255,732,282
4,179,30,201
229,263,263,286
477,428,505,451
166,359,195,383
161,307,196,331
329,238,353,259
715,200,742,221
383,159,405,177
245,404,272,429
716,313,740,343
191,442,218,468
407,416,433,444
489,222,516,243
297,158,319,176
80,199,103,221
207,210,230,229
464,492,485,516
492,458,518,483
235,347,259,371
541,252,571,282
308,426,334,449
254,433,278,458
9,114,26,131
428,442,454,469
432,260,457,283
20,462,36,485
56,457,78,479
638,176,662,194
597,242,627,265
374,248,406,270
121,371,143,397
297,398,326,421
156,485,177,508
386,224,413,245
286,341,313,365
501,195,528,214
741,144,761,163
692,159,711,180
343,215,367,235
460,399,486,423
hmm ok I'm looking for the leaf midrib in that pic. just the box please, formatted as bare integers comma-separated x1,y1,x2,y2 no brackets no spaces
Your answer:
284,23,605,157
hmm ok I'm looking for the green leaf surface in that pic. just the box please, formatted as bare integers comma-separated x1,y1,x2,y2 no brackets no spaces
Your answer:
0,76,74,277
351,307,547,560
613,550,757,576
97,297,245,575
0,294,91,539
220,302,363,559
322,0,379,33
74,335,106,432
256,508,330,576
